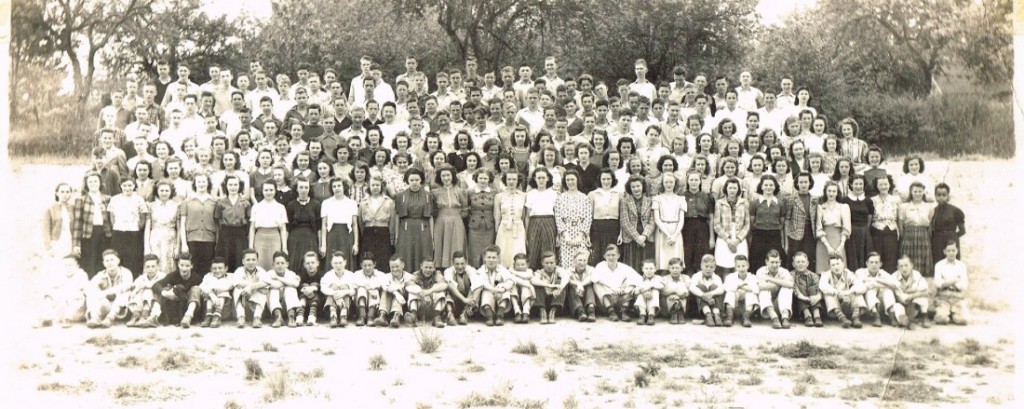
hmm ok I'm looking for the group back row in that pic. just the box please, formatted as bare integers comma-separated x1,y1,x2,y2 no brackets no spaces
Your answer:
53,55,966,284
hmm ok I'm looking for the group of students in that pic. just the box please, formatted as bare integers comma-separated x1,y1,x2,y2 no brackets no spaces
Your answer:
39,55,971,329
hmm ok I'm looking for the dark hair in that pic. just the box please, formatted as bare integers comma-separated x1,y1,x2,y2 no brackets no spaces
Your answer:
625,175,647,196
434,164,458,186
656,155,679,173
598,168,618,188
722,177,742,197
529,167,554,189
561,168,581,191
403,167,426,184
191,173,212,194
765,249,782,260
902,156,925,174
755,174,780,195
211,257,227,266
831,157,854,184
872,174,894,194
272,251,289,262
734,254,748,263
935,182,951,195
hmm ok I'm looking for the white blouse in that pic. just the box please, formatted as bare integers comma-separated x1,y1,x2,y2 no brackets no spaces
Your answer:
321,196,359,226
250,201,287,228
525,189,557,216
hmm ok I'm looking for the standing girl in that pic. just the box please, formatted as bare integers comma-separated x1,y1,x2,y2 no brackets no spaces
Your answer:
466,170,498,266
145,181,180,274
899,182,935,277
620,176,655,269
213,176,248,272
588,169,622,266
431,165,468,269
653,176,686,269
180,174,218,274
286,178,322,272
682,172,715,274
249,181,289,271
748,175,786,271
842,175,874,271
73,172,111,277
494,171,527,267
394,169,434,271
555,170,593,270
44,183,76,258
870,175,901,272
321,177,359,267
814,181,851,273
525,168,559,270
713,178,749,276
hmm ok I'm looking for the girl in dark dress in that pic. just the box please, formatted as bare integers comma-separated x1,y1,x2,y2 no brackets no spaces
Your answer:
682,171,715,274
394,168,434,271
841,175,874,271
931,183,965,264
619,176,655,269
286,178,322,272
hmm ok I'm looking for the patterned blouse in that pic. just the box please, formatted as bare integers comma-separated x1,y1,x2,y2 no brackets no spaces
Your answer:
871,193,901,231
554,191,593,246
713,196,750,242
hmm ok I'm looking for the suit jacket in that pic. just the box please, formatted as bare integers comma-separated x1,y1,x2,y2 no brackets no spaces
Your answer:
72,194,113,247
619,193,655,244
783,193,818,241
43,203,75,247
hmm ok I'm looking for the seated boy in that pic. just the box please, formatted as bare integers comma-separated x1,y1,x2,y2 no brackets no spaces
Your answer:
407,259,449,327
592,244,640,322
199,257,235,328
154,252,204,327
893,255,931,329
85,250,135,328
42,255,89,328
530,251,569,324
380,256,413,328
477,246,514,326
296,252,324,326
632,259,664,326
320,251,354,327
567,250,598,322
660,257,690,325
231,249,270,328
126,254,165,328
722,255,759,327
933,241,969,325
265,251,302,328
444,252,482,325
791,252,824,327
855,252,900,327
346,252,386,327
689,254,725,327
819,255,867,329
755,250,795,329
508,253,537,323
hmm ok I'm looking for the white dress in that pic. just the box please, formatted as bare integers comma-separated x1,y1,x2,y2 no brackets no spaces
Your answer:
653,194,687,269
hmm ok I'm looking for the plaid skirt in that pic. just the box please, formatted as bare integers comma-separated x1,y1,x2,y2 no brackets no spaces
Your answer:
527,216,557,270
900,225,933,277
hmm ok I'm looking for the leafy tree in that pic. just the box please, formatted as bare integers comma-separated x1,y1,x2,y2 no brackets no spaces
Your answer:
953,0,1013,86
101,0,253,85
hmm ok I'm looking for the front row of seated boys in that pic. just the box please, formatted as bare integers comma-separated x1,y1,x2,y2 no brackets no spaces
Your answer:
39,241,969,330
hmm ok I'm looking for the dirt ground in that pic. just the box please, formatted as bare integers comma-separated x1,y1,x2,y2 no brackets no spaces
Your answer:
1,161,1019,408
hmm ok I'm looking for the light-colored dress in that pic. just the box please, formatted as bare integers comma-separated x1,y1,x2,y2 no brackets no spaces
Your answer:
814,201,852,273
147,199,180,274
432,186,469,267
495,190,527,268
653,193,687,269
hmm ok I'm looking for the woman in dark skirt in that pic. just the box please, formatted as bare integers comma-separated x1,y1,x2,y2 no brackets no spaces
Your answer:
320,177,359,268
465,170,497,266
682,171,715,274
359,177,395,270
619,176,655,270
748,175,786,272
786,172,819,272
898,182,934,277
214,175,251,272
286,177,322,272
394,168,434,271
108,178,147,277
870,175,900,272
841,175,874,270
587,169,621,266
525,168,558,270
930,183,965,264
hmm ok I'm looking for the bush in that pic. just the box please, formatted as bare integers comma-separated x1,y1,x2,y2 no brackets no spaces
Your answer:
512,340,539,355
244,358,264,381
819,93,1014,158
544,368,558,382
415,328,443,354
369,354,387,371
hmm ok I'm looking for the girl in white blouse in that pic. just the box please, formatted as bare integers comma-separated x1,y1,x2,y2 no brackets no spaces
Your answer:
249,181,289,271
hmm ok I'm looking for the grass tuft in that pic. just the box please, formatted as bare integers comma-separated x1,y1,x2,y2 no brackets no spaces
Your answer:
224,400,243,409
886,362,913,380
117,355,142,368
738,374,763,386
562,394,579,409
414,328,443,354
544,368,558,381
792,383,808,396
807,357,839,369
512,340,539,355
261,342,278,353
262,370,291,403
772,340,838,359
638,361,662,377
797,373,818,384
699,371,723,384
633,370,650,388
369,354,387,371
244,358,264,381
85,334,127,347
456,381,546,409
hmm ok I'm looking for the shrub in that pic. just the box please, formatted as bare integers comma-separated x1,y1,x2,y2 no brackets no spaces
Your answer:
512,340,539,355
638,362,662,377
772,340,838,359
544,368,558,381
633,370,650,388
414,328,443,354
244,358,264,381
263,370,291,403
738,374,763,386
369,354,387,371
262,342,278,353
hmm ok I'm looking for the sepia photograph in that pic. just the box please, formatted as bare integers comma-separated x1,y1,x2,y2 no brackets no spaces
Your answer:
0,0,1020,407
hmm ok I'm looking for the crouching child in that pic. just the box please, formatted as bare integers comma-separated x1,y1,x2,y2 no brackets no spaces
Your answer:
127,254,165,328
198,257,235,328
661,258,690,325
320,251,354,327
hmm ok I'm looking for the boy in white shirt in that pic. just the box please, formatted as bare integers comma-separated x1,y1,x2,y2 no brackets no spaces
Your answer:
41,255,89,328
632,259,664,326
722,255,759,327
660,258,690,325
231,249,270,328
854,252,901,327
265,251,302,328
530,252,569,324
380,255,413,328
819,255,867,328
126,254,165,328
689,254,725,327
85,250,135,328
199,257,235,328
755,250,794,329
893,255,930,329
933,241,969,325
346,253,386,327
592,244,640,322
477,246,515,326
320,251,354,327
509,253,538,323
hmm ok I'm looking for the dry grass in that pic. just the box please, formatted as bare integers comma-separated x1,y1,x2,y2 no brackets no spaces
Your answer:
739,374,763,386
544,368,558,381
414,328,443,354
772,340,839,359
37,380,95,394
841,381,947,403
244,358,264,380
512,340,539,355
562,394,579,409
261,342,278,353
262,369,291,403
113,382,186,404
456,382,546,409
369,354,387,371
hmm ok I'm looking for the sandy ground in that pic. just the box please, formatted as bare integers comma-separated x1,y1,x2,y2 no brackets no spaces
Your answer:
1,161,1019,408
